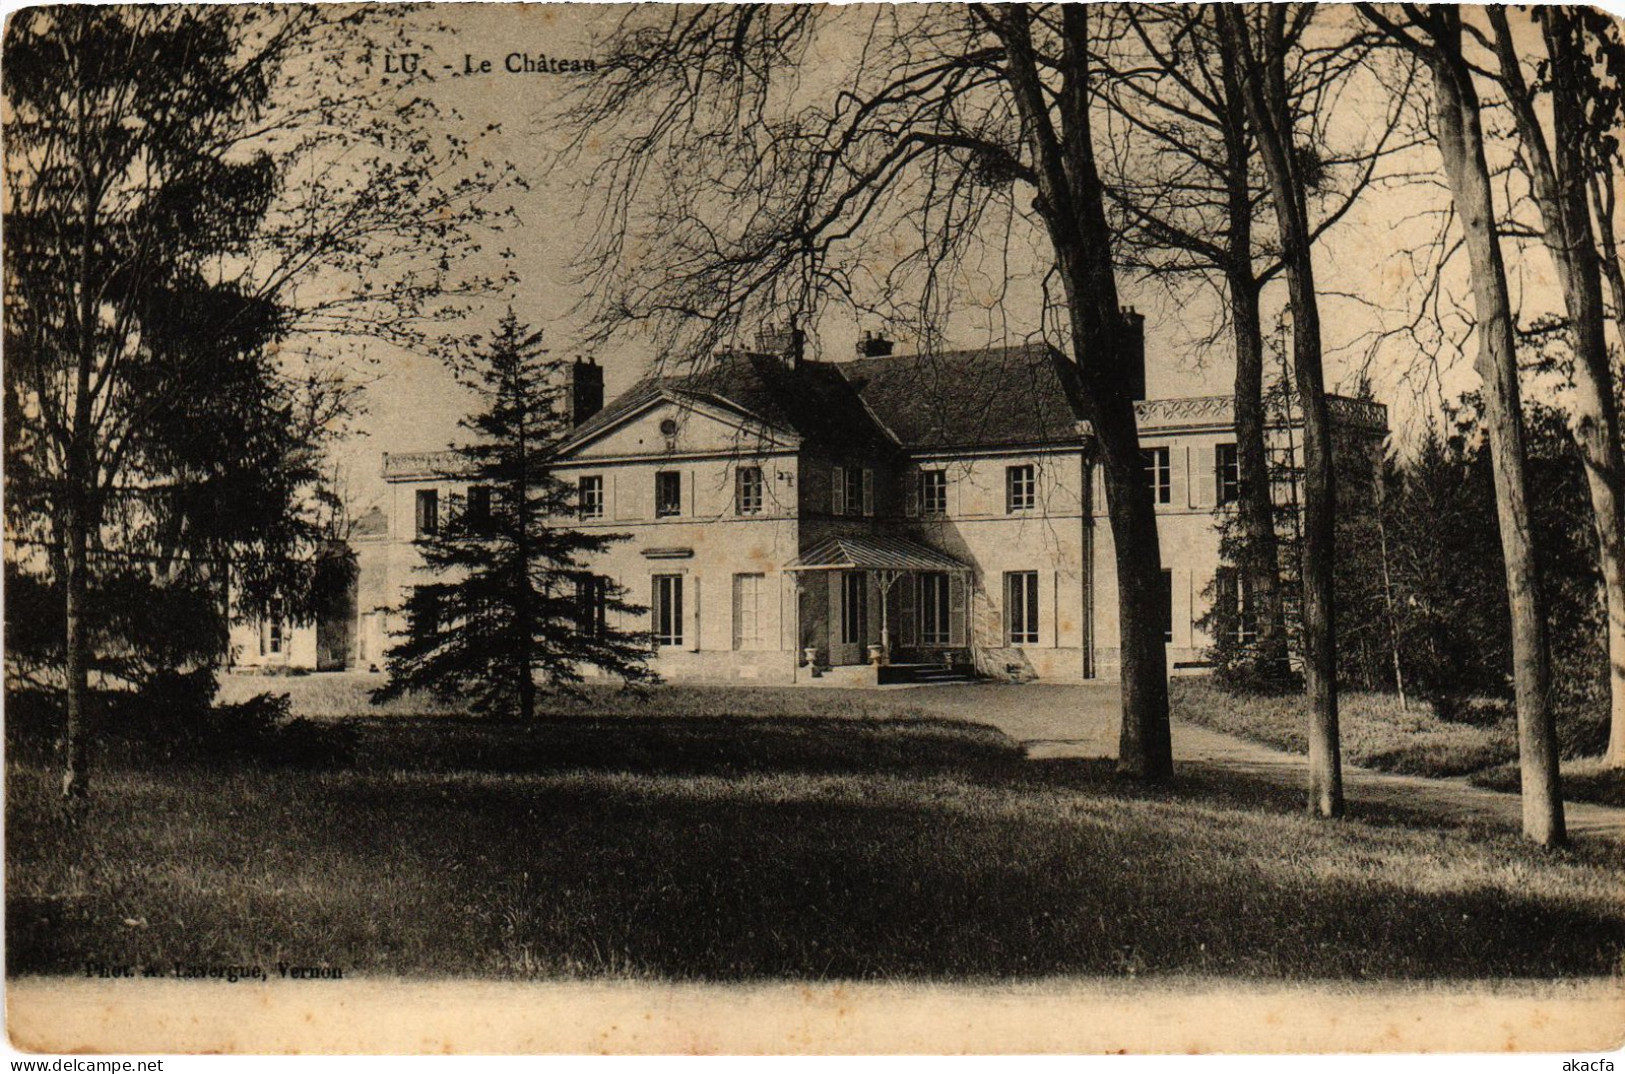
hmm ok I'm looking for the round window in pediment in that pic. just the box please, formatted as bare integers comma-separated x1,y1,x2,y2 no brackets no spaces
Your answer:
659,418,678,437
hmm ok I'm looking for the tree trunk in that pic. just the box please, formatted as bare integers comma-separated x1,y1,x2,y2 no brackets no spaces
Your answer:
997,4,1173,779
62,499,92,800
1228,271,1291,680
1092,395,1175,778
1218,25,1289,685
1431,20,1565,845
1489,6,1625,771
1222,5,1342,816
1594,173,1625,358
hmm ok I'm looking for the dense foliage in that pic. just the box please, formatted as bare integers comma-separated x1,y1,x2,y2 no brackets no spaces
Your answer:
373,313,656,718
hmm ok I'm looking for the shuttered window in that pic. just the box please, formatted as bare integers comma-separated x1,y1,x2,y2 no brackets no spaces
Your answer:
735,466,763,515
415,489,439,537
841,571,868,644
1006,464,1036,512
578,476,604,519
1005,571,1038,645
652,574,684,646
918,572,951,645
656,471,682,517
1142,447,1171,505
919,470,948,517
1216,443,1241,505
1161,569,1174,643
732,573,765,650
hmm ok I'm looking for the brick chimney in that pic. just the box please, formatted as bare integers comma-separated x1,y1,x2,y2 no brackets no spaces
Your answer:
756,323,806,367
855,330,894,358
564,357,604,426
1119,306,1146,402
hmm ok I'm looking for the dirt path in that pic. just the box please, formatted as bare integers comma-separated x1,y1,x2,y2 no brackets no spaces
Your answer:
901,681,1625,844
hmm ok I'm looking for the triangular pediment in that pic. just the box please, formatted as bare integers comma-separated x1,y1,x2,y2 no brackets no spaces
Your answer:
561,392,799,460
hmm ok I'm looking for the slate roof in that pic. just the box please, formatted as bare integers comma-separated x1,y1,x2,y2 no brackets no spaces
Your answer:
563,350,898,457
785,534,970,573
565,342,1086,458
838,342,1087,451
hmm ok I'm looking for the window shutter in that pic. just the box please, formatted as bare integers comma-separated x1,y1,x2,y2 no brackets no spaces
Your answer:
949,573,967,647
1091,462,1106,515
1190,444,1213,508
731,575,744,650
905,471,919,517
690,574,702,652
862,469,874,516
1168,447,1186,508
832,465,846,516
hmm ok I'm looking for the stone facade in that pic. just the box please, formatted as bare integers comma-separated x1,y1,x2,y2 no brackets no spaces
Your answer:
244,341,1386,683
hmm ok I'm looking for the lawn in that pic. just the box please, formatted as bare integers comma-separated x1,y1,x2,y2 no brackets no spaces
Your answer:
9,687,1625,982
1169,678,1625,805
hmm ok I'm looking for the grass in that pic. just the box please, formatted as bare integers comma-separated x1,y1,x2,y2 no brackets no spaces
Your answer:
215,671,939,723
1169,678,1625,805
10,690,1625,982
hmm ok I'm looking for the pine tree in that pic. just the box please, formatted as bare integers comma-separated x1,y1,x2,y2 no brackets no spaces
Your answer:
373,313,655,718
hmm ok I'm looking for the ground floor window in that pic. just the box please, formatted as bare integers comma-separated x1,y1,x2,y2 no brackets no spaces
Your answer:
733,572,765,650
1161,569,1174,643
1005,571,1038,645
1216,567,1258,644
652,574,684,647
841,571,868,645
918,572,950,645
574,574,608,637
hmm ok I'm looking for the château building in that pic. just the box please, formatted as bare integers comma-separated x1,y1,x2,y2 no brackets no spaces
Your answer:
230,323,1387,684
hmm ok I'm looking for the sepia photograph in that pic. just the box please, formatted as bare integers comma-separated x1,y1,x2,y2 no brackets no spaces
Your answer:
3,1,1624,1057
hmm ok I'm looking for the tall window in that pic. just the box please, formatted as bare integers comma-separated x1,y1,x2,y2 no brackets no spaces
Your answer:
832,465,872,516
918,572,950,645
1143,447,1171,505
464,485,492,530
844,466,865,516
732,573,765,649
655,471,682,517
841,571,868,645
919,470,948,517
1216,443,1241,505
415,488,439,537
735,466,764,515
574,574,608,637
1006,464,1036,512
1161,569,1174,643
578,475,604,519
1005,571,1039,645
1216,567,1258,644
652,574,684,646
261,598,285,656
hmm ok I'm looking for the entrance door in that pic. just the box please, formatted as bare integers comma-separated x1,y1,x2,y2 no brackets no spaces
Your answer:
828,570,869,665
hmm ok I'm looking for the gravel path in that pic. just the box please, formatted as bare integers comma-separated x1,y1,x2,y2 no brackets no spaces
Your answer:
899,681,1625,844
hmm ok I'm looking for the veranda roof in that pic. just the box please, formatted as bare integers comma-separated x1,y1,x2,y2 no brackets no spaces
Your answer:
784,534,969,573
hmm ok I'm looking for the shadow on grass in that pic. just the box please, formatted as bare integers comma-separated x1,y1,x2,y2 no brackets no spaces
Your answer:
348,713,1024,778
9,713,1624,983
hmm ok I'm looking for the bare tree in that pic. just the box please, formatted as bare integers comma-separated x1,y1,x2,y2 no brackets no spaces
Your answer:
1098,7,1414,688
561,4,1174,777
1360,2,1564,845
1218,4,1345,818
1486,7,1625,769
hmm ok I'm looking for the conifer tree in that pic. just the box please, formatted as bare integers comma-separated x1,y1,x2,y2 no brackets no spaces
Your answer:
373,314,655,718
